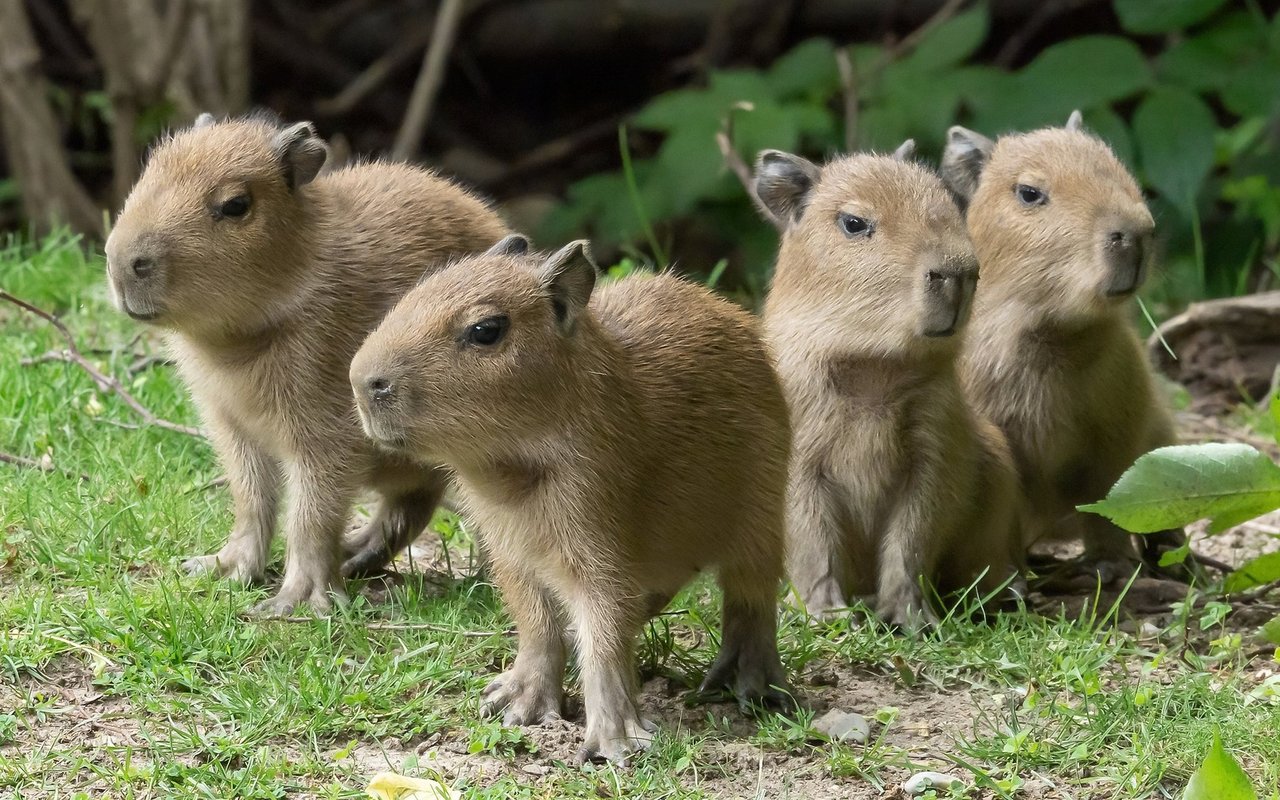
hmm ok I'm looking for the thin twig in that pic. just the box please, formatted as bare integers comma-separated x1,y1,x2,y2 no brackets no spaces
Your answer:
715,104,782,231
0,451,90,482
2,290,205,438
139,0,196,94
835,47,858,151
316,24,435,116
391,0,469,160
273,616,510,637
885,0,968,60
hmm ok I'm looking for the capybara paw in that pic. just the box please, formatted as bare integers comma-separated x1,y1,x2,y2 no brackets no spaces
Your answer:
699,648,794,712
795,579,848,619
340,545,392,579
480,671,564,726
876,594,939,632
248,580,346,618
181,548,264,585
576,716,657,766
1085,556,1139,587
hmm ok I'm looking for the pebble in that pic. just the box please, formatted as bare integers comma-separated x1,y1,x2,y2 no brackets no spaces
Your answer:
812,709,870,743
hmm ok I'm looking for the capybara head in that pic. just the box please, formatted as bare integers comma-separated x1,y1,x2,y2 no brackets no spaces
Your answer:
942,111,1155,322
758,141,978,357
104,113,328,334
350,234,598,462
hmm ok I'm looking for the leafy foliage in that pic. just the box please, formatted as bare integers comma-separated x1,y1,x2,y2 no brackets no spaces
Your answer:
1078,443,1280,536
1182,732,1258,800
543,1,1280,307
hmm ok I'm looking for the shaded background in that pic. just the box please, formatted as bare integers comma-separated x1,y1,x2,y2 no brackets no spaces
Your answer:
1,0,1278,312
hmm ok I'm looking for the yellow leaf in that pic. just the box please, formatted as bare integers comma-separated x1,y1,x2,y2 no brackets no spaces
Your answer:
366,771,460,800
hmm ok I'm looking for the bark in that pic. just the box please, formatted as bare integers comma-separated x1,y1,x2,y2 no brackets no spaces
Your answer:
1151,292,1280,414
0,0,102,235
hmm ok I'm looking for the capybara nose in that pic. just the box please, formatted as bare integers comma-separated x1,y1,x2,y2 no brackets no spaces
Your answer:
368,377,393,402
1104,229,1146,297
131,256,156,278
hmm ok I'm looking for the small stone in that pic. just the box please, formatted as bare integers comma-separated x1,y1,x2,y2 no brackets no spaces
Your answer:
812,709,870,743
903,771,963,795
520,763,551,776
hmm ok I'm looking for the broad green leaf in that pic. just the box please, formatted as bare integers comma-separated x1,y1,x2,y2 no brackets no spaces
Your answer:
1224,552,1280,593
1263,616,1280,645
632,88,707,132
1158,12,1268,91
1133,87,1216,214
1160,543,1192,567
768,38,840,99
1272,396,1280,445
1182,732,1257,800
968,37,1150,131
905,4,989,72
1115,0,1230,34
1220,65,1280,118
1080,106,1135,169
1078,443,1280,534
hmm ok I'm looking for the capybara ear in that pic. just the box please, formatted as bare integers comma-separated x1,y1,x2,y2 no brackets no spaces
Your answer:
754,150,820,227
485,233,532,258
941,126,995,202
193,112,216,129
272,121,328,190
891,139,917,161
539,240,597,334
1065,109,1084,132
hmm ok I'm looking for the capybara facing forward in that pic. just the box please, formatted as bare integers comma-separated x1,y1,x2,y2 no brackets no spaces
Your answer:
758,143,1020,627
350,235,792,763
104,113,509,615
942,111,1187,579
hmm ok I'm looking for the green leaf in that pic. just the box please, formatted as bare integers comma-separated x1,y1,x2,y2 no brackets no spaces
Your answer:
1272,395,1280,446
632,88,707,132
1182,732,1257,800
1262,615,1280,645
1080,106,1135,169
1115,0,1230,34
1133,87,1216,214
1224,552,1280,593
1160,543,1192,567
1158,12,1268,92
967,37,1150,132
905,4,989,72
1078,443,1280,534
767,38,840,98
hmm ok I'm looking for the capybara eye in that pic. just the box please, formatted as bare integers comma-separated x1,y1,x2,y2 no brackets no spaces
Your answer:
837,212,872,239
218,194,252,219
1015,184,1047,207
466,315,509,346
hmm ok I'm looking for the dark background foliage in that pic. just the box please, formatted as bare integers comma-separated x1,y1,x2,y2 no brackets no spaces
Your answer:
2,0,1278,313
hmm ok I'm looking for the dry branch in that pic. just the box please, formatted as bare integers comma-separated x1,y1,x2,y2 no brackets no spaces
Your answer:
392,0,469,160
1,290,204,438
715,105,783,231
0,451,90,482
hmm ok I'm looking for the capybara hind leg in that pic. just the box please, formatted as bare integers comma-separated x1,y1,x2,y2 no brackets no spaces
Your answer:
342,478,446,577
702,563,792,710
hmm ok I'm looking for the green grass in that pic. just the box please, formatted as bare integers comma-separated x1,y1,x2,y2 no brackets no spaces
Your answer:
2,234,1279,799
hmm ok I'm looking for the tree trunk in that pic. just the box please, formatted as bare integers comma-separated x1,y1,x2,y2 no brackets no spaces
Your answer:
0,0,103,236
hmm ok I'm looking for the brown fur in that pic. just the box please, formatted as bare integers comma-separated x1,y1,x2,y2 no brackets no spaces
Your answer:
103,114,509,615
349,236,792,763
757,148,1020,627
942,114,1184,577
